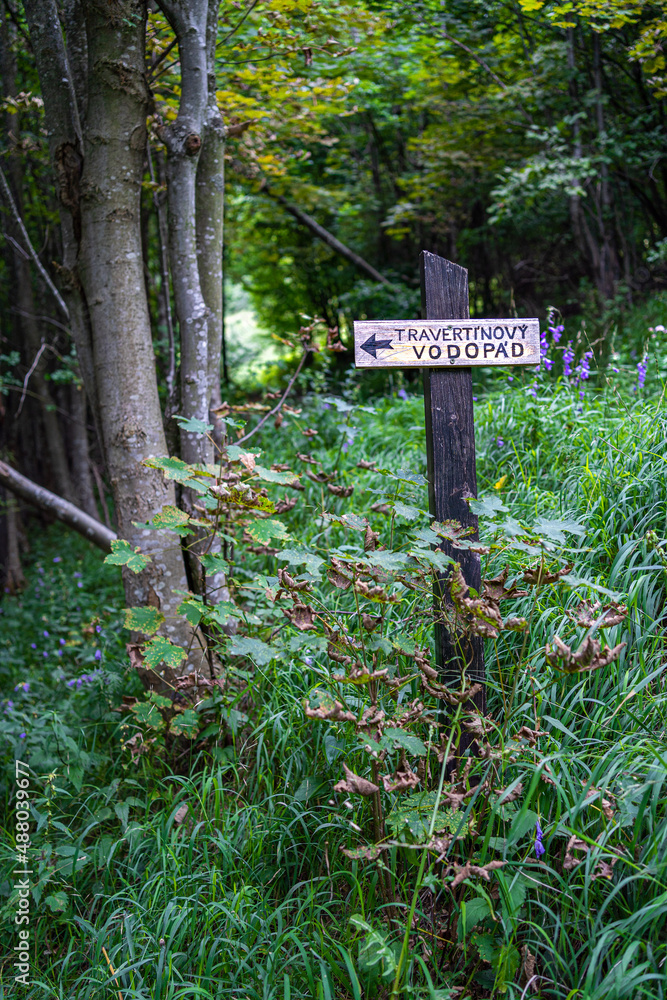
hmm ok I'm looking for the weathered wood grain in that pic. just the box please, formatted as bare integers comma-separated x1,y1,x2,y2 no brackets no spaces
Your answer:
353,317,539,369
421,251,486,717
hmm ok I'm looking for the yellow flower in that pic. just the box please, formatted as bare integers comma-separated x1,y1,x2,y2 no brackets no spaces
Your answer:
494,475,508,490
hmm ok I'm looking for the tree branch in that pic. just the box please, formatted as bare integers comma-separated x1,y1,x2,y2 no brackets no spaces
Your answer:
234,347,312,445
265,188,392,287
0,165,70,319
0,461,116,552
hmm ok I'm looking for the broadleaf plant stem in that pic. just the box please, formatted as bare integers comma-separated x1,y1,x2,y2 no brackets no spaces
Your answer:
390,699,464,999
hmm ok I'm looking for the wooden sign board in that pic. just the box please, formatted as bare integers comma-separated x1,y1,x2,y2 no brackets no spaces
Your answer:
353,318,540,368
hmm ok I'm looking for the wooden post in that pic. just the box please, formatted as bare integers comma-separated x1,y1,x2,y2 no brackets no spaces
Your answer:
420,251,485,715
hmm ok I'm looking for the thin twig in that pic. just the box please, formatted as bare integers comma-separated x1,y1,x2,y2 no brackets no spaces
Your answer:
17,341,49,417
0,166,69,319
234,348,312,445
10,306,71,336
219,0,262,46
148,36,178,79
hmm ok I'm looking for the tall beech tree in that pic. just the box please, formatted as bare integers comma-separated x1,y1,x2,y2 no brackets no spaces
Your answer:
22,0,226,666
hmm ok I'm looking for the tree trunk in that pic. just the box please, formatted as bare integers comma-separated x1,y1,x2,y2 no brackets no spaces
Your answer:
1,494,26,594
158,0,213,468
196,0,226,429
68,383,98,518
76,0,197,658
22,0,100,441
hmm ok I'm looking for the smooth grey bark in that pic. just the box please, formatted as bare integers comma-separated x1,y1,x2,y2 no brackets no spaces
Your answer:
147,143,176,404
76,0,199,659
0,461,116,552
157,0,212,467
196,0,226,425
68,383,98,519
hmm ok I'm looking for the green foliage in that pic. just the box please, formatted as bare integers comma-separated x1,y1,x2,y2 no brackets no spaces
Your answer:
123,606,165,635
3,351,667,998
104,539,150,573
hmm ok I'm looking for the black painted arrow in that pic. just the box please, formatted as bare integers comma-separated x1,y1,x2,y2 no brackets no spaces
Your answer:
360,332,393,358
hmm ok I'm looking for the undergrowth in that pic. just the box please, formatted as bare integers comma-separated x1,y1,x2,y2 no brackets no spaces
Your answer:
1,328,667,999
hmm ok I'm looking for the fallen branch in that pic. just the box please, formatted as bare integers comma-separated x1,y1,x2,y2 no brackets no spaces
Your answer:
0,461,116,552
265,188,392,288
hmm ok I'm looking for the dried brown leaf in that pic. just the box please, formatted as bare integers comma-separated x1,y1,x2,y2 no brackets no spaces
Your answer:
364,524,379,552
522,563,573,586
450,859,505,888
546,635,626,674
284,602,316,630
302,428,318,438
370,502,390,514
568,599,628,629
327,483,354,498
357,460,377,470
334,763,380,797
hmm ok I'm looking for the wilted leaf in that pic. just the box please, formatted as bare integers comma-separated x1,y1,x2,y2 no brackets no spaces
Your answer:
522,562,573,586
450,859,506,888
568,599,628,629
334,763,379,797
284,602,316,630
546,635,626,674
328,483,354,498
341,844,387,860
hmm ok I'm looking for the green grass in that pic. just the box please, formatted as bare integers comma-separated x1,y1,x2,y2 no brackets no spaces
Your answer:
2,329,667,999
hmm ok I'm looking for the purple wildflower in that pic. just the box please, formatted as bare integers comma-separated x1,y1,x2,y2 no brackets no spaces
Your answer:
95,626,101,634
527,382,538,398
19,733,26,739
77,582,83,588
5,700,14,712
37,567,44,575
397,388,408,401
43,630,49,638
563,342,575,378
30,643,36,650
636,355,648,392
303,656,313,667
67,679,76,688
60,638,66,645
535,819,546,859
55,650,62,657
73,572,82,579
42,651,48,658
53,556,62,563
550,324,564,344
94,649,102,661
611,367,619,373
322,402,330,410
495,437,505,448
472,396,478,402
14,682,29,693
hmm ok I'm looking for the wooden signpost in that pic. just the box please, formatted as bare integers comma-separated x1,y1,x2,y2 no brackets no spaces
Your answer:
354,251,539,717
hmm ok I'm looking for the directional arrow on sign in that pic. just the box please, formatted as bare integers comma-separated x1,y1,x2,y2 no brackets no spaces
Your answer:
360,332,393,358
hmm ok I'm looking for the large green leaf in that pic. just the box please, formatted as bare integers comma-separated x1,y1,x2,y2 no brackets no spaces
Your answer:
104,539,150,574
468,495,508,518
253,465,299,485
143,636,187,670
277,547,325,578
379,727,427,756
173,415,213,435
229,635,278,665
147,505,193,537
169,708,200,738
144,455,196,483
124,606,165,635
386,790,462,842
246,518,289,544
